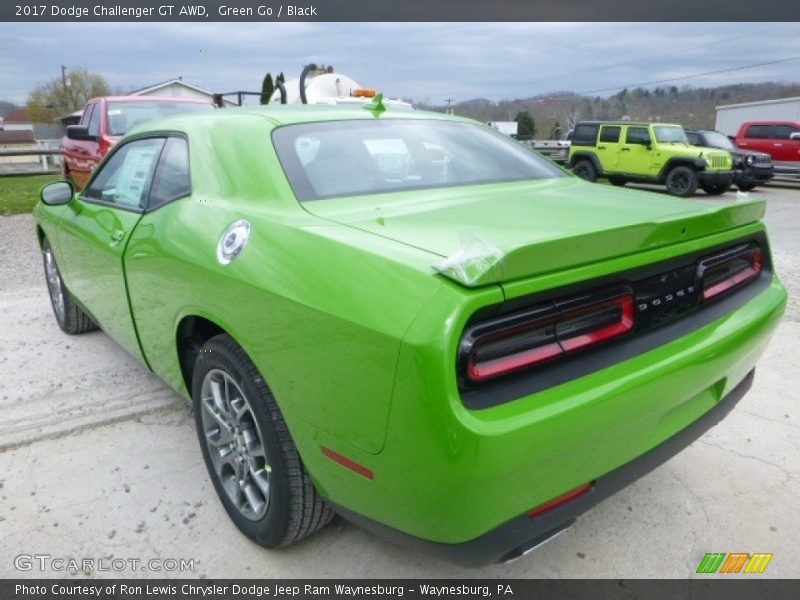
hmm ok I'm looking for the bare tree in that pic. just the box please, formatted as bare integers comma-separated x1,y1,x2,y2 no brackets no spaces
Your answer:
26,67,111,122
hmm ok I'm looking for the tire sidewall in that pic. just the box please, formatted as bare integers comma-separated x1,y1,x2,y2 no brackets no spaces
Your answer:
574,160,597,182
191,337,292,547
42,239,69,332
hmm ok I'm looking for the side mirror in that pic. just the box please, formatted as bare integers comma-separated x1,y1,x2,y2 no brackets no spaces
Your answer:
41,181,74,206
66,125,98,142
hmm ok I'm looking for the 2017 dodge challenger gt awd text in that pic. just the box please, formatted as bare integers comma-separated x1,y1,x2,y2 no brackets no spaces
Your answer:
34,103,786,566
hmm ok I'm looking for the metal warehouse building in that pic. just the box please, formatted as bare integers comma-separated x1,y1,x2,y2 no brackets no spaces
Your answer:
715,96,800,137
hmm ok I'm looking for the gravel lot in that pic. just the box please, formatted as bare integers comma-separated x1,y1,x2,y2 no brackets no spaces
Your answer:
1,183,798,579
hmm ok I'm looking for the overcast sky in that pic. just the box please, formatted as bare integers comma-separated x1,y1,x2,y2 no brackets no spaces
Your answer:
2,22,800,106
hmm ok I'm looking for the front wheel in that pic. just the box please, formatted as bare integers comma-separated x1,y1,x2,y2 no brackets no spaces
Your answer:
608,176,627,187
42,239,97,335
665,166,698,197
572,160,597,182
737,183,756,192
193,334,333,548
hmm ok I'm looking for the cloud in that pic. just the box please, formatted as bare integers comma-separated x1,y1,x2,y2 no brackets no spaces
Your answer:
1,22,798,105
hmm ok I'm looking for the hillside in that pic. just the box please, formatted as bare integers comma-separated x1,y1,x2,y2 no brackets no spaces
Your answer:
422,82,800,138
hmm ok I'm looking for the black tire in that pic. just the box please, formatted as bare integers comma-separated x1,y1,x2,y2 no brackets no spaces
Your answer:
609,176,627,187
192,334,333,548
737,183,756,192
42,239,98,335
665,166,698,197
701,184,729,196
572,159,597,182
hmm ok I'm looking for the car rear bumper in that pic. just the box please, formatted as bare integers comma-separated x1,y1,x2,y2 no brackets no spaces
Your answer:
333,369,756,567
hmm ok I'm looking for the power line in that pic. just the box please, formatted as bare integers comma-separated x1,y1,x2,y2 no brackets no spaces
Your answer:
577,55,800,96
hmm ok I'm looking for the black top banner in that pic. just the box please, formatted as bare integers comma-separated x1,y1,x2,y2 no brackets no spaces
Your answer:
2,0,800,22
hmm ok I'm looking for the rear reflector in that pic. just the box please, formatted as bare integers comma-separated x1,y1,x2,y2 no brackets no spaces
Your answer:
699,244,762,302
321,447,374,480
528,483,594,518
464,290,634,382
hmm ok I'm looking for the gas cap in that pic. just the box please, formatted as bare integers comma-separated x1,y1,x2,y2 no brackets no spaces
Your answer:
217,220,251,265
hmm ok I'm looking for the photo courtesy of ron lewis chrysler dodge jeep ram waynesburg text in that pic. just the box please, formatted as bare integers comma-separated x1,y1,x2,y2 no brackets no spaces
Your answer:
34,103,786,566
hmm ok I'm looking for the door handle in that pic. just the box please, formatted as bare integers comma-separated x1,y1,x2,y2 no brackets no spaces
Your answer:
110,230,125,245
620,148,631,151
774,143,783,147
597,145,606,150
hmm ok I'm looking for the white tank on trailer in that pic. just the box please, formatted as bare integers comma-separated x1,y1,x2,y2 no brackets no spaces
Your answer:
270,66,363,105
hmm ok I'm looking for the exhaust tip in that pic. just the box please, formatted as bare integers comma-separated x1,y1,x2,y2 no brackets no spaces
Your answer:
498,520,575,564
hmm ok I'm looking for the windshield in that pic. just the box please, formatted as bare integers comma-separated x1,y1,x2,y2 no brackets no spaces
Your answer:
106,101,214,136
273,119,566,202
700,131,735,150
653,126,689,144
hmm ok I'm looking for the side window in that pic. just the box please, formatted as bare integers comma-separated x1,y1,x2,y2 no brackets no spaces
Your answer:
87,103,102,137
149,137,191,209
771,125,799,140
599,126,621,143
626,127,651,145
571,124,598,146
82,138,166,209
745,125,771,139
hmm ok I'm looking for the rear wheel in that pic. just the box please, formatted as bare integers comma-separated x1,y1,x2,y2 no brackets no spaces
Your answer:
42,239,97,335
193,334,333,547
701,184,729,196
737,183,756,192
665,166,698,197
572,160,597,182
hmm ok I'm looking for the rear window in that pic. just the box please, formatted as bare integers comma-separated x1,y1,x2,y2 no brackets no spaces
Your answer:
571,123,599,146
273,119,566,202
106,101,214,136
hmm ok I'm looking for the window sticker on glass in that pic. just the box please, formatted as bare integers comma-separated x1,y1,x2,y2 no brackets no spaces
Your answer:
113,146,160,206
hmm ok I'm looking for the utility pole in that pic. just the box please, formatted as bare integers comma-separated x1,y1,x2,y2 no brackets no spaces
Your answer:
444,98,453,115
61,65,68,106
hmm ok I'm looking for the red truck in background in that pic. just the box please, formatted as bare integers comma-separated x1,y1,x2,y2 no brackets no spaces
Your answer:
61,96,214,189
734,120,800,177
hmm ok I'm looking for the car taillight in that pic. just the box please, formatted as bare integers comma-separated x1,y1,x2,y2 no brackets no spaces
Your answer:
462,288,635,383
698,244,762,302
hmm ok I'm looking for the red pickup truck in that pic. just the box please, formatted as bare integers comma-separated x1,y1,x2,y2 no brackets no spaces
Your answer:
60,96,214,189
734,120,800,176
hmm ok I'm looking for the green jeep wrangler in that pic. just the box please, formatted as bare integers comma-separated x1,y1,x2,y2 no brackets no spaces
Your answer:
569,121,734,197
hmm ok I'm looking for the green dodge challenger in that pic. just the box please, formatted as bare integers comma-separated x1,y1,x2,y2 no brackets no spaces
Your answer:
35,104,786,565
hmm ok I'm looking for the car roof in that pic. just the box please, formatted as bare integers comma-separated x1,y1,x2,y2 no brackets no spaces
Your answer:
576,121,682,128
129,103,471,134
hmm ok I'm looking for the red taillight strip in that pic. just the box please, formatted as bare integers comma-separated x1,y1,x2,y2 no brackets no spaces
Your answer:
321,447,374,480
528,482,594,518
700,246,762,301
465,292,634,382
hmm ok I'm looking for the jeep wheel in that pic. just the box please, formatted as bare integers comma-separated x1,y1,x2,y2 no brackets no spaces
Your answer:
737,183,756,192
665,166,698,197
609,176,626,187
701,184,729,196
193,334,334,548
573,160,597,182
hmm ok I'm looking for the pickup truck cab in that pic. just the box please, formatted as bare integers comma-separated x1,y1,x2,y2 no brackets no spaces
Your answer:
734,121,800,175
60,95,214,189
